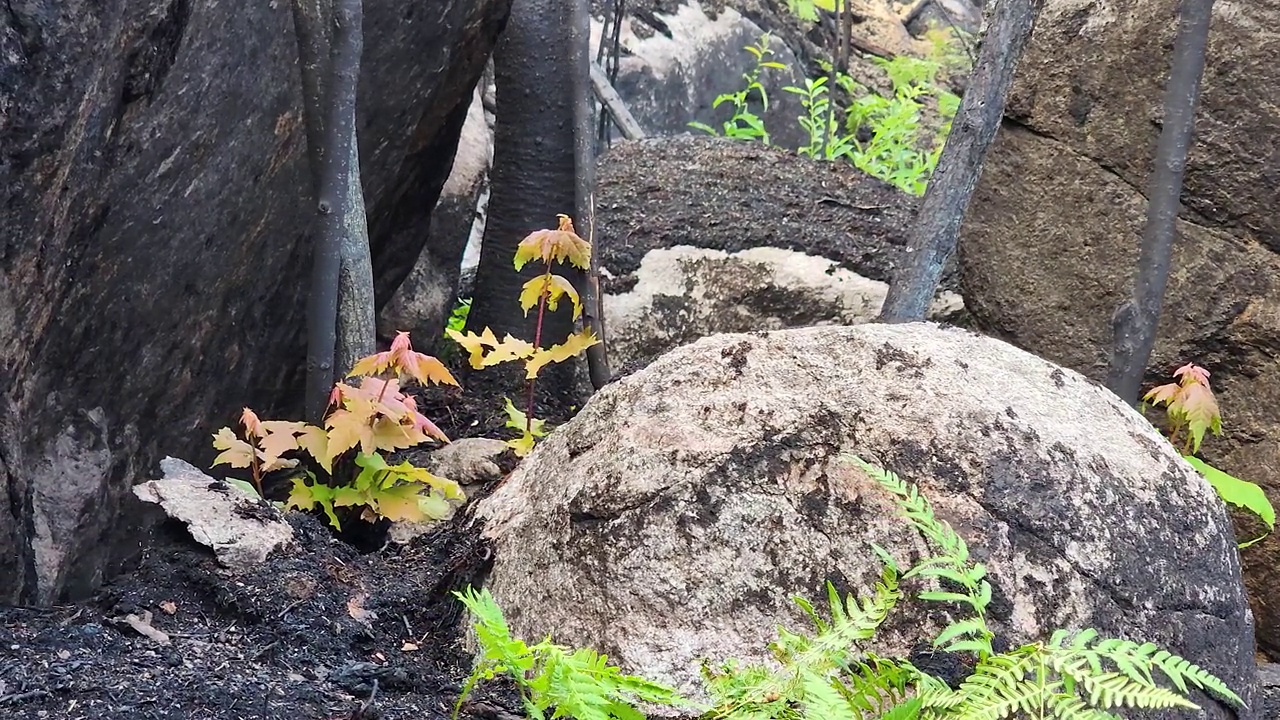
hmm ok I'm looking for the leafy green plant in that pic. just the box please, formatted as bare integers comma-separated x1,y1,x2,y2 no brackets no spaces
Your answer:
453,586,690,720
446,215,601,457
1143,363,1275,547
829,56,959,195
211,332,464,530
455,458,1242,720
786,0,844,23
689,35,788,144
446,297,472,335
783,76,857,161
700,32,960,195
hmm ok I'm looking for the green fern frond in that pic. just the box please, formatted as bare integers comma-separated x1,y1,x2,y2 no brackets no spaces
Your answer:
454,587,690,720
848,456,996,659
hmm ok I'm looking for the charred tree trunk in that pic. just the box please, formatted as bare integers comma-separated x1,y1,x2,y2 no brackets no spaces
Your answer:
296,0,374,421
466,0,584,419
879,0,1044,323
1106,0,1215,404
569,0,610,390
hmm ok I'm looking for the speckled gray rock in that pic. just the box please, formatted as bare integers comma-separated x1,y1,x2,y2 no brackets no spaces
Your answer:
476,322,1258,717
133,458,293,570
603,244,964,366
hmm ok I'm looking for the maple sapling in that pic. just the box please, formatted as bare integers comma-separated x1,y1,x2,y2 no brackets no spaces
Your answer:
447,215,601,456
1143,363,1274,546
212,332,467,531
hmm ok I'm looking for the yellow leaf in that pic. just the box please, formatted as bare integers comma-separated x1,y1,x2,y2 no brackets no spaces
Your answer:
211,428,256,469
371,484,431,523
483,334,535,367
286,478,319,511
332,485,368,508
324,409,368,460
446,327,500,369
524,330,601,379
519,276,549,314
519,274,582,319
393,463,466,501
507,432,537,457
370,416,421,454
296,425,331,473
513,214,592,271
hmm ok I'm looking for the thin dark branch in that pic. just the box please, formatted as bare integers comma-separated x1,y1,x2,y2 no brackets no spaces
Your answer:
571,0,610,389
878,0,1044,323
589,62,645,140
305,0,363,421
291,0,330,192
1106,0,1214,404
293,0,375,388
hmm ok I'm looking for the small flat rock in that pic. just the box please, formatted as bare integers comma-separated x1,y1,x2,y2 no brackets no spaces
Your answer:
132,457,293,571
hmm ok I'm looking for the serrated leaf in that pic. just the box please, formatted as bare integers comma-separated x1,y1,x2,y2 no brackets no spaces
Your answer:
211,427,256,469
519,274,582,318
508,432,537,458
513,215,592,271
525,330,601,379
446,327,501,369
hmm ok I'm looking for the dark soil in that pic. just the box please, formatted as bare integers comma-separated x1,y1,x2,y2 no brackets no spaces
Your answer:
0,501,513,720
595,135,959,293
0,337,552,720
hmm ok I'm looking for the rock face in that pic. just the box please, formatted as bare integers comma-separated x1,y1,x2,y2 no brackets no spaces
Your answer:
132,458,294,571
381,80,495,343
604,244,963,366
956,0,1280,653
0,0,509,604
591,1,810,149
475,323,1258,717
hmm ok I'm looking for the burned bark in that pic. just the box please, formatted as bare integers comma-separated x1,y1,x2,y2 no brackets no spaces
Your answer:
0,0,509,605
879,0,1044,323
1106,0,1215,404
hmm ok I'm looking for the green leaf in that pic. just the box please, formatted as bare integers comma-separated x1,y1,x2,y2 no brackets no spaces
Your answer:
1183,455,1274,546
225,478,262,499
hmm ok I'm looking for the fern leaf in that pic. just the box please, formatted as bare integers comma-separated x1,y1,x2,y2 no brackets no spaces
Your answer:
1075,671,1199,711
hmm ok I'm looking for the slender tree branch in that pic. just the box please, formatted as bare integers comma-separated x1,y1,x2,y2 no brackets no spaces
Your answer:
571,0,611,389
293,0,375,400
304,0,364,421
1107,0,1215,404
878,0,1044,323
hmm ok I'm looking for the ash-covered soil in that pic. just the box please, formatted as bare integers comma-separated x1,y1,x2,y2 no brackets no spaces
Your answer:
594,135,960,292
0,504,507,720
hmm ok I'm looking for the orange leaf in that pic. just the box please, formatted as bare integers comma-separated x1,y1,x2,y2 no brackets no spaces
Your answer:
513,215,592,271
240,408,265,439
297,425,331,473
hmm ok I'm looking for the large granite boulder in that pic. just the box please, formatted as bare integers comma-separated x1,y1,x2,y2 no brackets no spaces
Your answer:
475,322,1259,718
